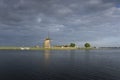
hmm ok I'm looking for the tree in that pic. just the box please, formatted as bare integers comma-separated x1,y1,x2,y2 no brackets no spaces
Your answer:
84,43,91,48
70,43,76,47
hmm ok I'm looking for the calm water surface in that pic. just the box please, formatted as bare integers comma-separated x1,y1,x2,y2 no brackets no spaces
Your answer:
0,49,120,80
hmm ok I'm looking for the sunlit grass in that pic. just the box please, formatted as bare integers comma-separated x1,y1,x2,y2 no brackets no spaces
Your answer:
0,46,96,50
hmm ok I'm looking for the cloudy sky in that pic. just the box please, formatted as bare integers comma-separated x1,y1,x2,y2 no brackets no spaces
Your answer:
0,0,120,47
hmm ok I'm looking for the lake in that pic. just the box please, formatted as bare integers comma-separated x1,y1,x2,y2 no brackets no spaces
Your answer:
0,49,120,80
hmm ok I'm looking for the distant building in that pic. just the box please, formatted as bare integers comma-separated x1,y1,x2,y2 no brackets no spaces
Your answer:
43,37,51,48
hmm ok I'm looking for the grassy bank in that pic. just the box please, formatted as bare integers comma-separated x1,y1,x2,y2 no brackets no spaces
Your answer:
0,46,96,50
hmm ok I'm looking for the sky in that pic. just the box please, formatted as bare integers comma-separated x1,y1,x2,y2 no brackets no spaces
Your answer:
0,0,120,47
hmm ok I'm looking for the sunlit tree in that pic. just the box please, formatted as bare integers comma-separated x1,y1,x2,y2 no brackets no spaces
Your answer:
70,43,76,47
84,43,91,48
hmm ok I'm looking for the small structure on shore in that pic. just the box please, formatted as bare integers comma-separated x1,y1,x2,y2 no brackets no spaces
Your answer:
20,47,30,50
43,37,51,48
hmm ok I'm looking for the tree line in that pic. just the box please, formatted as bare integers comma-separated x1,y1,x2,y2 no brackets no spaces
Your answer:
69,43,91,48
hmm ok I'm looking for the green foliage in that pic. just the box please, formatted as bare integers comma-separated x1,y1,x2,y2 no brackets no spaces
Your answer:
84,43,91,48
64,45,69,47
70,43,76,47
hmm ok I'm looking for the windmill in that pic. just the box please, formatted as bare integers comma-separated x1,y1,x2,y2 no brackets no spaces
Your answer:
43,32,51,48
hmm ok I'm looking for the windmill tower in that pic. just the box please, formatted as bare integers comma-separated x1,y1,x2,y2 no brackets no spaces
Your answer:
43,33,51,48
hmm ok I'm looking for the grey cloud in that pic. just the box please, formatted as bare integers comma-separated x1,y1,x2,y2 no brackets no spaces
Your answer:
0,0,120,46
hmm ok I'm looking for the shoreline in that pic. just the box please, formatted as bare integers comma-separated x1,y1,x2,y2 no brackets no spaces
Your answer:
0,46,97,50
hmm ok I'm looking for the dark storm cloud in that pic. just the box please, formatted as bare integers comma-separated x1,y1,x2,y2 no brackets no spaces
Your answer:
0,0,120,46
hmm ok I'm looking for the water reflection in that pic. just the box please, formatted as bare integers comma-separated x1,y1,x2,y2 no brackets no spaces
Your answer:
84,50,90,61
70,50,76,67
84,50,91,66
44,50,51,66
70,50,75,60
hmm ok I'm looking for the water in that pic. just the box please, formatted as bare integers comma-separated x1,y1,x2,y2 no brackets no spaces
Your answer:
0,49,120,80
